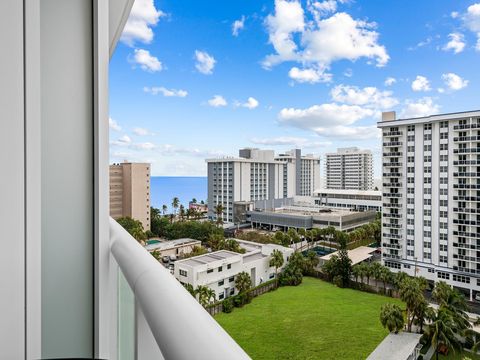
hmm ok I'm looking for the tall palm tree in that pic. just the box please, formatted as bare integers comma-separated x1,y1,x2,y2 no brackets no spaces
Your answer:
371,262,383,286
150,207,161,220
195,285,210,307
183,283,195,297
269,249,284,287
172,197,180,216
179,204,185,221
205,288,216,304
191,198,197,204
399,277,425,332
380,303,405,334
433,281,470,331
161,204,168,215
214,204,224,227
425,308,461,360
352,265,361,284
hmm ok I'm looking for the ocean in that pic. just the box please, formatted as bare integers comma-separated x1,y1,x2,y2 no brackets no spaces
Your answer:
150,176,208,210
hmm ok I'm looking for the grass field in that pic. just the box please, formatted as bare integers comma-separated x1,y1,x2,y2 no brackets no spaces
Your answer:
215,277,403,360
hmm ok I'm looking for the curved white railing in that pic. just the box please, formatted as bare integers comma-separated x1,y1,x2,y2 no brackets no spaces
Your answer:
110,218,250,360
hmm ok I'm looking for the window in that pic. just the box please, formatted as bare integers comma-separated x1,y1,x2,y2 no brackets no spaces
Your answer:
424,252,431,260
424,124,432,130
440,200,448,207
440,244,448,251
219,293,224,300
230,288,235,295
407,230,415,237
440,154,448,161
207,269,213,274
452,274,470,284
439,256,448,263
438,271,450,279
407,135,415,141
179,269,188,277
440,143,448,151
424,144,432,151
227,264,231,270
407,250,414,257
385,261,401,269
424,241,431,248
440,121,448,128
408,156,415,162
218,280,224,286
229,276,234,282
218,266,222,272
408,125,415,131
408,146,415,152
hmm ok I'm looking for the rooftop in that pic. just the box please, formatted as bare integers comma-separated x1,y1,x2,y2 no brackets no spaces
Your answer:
176,250,240,267
145,238,201,252
378,109,480,127
320,246,377,266
260,205,369,219
366,332,422,360
314,188,382,197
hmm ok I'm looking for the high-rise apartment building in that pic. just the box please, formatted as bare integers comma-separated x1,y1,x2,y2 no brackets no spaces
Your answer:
325,147,373,190
110,162,151,231
379,110,480,299
206,148,320,223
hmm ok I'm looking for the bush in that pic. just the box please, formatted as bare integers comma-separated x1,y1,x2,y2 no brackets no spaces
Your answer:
417,355,423,360
333,275,343,288
233,294,245,308
222,298,234,313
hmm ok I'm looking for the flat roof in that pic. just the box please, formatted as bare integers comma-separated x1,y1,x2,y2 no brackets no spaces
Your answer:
378,109,480,127
367,332,422,360
314,188,382,197
145,238,201,252
321,246,376,266
263,206,371,218
243,252,267,263
176,250,240,267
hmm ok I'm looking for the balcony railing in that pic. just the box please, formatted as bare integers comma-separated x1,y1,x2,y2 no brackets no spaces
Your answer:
110,218,250,360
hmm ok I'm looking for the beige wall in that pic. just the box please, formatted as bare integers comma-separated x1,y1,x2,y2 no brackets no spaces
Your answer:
109,162,151,231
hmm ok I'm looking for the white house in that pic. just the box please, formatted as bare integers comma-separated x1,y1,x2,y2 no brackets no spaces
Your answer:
174,240,293,300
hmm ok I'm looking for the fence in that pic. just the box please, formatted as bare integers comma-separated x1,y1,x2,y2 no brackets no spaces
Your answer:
206,280,278,316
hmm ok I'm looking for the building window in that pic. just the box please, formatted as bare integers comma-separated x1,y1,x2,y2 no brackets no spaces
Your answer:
229,276,234,282
269,273,275,279
218,280,224,286
227,264,231,269
438,272,450,279
179,269,188,277
219,293,224,300
230,288,235,295
452,274,470,284
207,269,213,274
218,266,222,272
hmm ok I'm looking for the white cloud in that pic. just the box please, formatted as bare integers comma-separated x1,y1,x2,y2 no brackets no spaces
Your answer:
330,85,398,109
109,117,122,131
194,50,216,75
264,0,305,66
278,103,376,139
451,11,459,19
143,86,188,97
236,97,259,109
400,97,440,118
132,142,156,150
133,127,153,136
384,77,396,86
343,68,353,78
111,135,132,146
411,75,431,92
288,66,332,83
441,73,469,91
232,16,246,36
442,32,465,54
250,136,331,147
263,2,389,80
463,3,480,51
121,0,165,46
207,95,227,107
131,49,162,72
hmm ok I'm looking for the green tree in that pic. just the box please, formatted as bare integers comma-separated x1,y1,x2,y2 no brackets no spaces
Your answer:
195,285,210,307
215,204,224,227
433,281,470,331
150,206,161,220
182,245,208,259
151,250,161,261
278,252,304,286
205,288,216,304
162,204,168,215
191,198,197,204
116,217,146,244
151,216,169,237
352,265,361,284
380,303,405,334
336,233,352,287
235,271,252,304
399,277,426,332
183,283,196,297
172,197,180,216
179,204,185,221
425,308,461,360
303,251,319,275
269,249,284,287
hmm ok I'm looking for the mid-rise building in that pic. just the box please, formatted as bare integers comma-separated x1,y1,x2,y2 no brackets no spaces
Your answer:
325,147,373,190
174,240,293,300
110,162,151,231
313,188,382,212
206,148,320,224
378,110,480,299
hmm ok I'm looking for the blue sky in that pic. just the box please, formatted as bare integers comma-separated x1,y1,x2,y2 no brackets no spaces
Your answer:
109,0,480,177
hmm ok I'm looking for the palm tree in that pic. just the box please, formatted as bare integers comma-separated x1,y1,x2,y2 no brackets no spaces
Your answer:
352,265,361,284
379,267,392,291
179,204,185,221
195,285,210,307
370,262,383,286
425,308,461,360
214,204,224,227
269,249,284,287
364,263,372,286
183,283,196,297
161,204,168,216
433,281,470,331
235,271,252,294
205,288,216,304
151,207,161,220
399,277,425,332
191,198,197,204
172,197,180,216
380,303,405,334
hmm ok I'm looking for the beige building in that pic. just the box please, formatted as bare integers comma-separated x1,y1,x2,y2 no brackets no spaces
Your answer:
110,162,151,231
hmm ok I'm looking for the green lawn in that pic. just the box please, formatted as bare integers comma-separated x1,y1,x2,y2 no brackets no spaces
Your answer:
215,277,403,360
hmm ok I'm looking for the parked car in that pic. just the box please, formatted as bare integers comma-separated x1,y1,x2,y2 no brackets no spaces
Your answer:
169,255,177,262
162,256,169,263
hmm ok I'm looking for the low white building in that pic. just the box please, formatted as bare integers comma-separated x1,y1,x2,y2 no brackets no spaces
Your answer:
312,188,382,212
144,238,201,258
173,240,293,301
